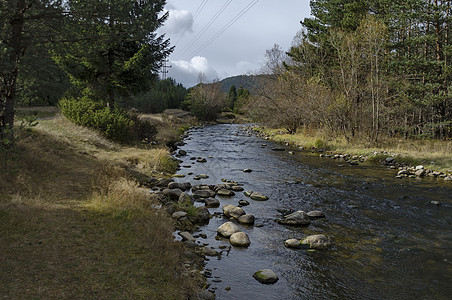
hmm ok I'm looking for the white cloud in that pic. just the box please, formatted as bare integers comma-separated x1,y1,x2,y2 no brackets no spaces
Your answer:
169,56,218,87
162,9,193,36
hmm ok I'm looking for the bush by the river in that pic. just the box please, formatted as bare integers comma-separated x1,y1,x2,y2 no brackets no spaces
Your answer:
59,96,156,143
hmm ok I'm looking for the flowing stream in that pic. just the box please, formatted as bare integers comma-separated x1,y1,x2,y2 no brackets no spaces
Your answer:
174,124,452,300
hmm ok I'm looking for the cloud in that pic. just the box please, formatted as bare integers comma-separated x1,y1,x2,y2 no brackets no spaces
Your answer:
169,56,218,87
162,9,193,36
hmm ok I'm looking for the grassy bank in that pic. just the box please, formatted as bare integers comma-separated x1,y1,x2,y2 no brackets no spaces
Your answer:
0,112,200,299
256,127,452,173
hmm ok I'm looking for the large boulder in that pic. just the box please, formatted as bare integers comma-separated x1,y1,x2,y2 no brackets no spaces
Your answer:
217,222,240,238
223,205,245,219
276,211,310,226
301,234,331,250
229,232,250,247
252,269,279,284
163,188,183,201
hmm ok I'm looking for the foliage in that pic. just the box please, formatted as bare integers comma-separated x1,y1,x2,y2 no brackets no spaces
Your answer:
185,83,226,121
58,96,156,143
120,78,187,113
52,0,173,106
257,0,451,142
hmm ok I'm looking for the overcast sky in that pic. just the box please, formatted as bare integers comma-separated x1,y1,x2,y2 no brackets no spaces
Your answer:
157,0,312,87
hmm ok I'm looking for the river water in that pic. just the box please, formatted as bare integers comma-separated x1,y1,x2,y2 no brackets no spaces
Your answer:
174,124,452,300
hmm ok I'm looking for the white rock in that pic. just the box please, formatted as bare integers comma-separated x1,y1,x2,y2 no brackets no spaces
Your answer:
223,205,245,219
302,234,331,250
217,222,240,238
229,232,250,247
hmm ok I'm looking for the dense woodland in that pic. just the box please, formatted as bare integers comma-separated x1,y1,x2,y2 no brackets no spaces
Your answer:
1,0,451,146
0,0,187,144
252,0,451,142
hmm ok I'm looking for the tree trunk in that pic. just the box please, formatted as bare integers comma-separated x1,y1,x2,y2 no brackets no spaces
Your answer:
0,0,26,143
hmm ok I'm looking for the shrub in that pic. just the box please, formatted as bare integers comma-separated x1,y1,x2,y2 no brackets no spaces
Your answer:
59,96,155,143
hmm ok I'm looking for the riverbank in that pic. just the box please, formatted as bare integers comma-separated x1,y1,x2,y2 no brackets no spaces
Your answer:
251,126,452,180
0,110,205,299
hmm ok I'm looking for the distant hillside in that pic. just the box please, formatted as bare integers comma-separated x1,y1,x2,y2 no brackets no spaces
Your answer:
216,74,266,94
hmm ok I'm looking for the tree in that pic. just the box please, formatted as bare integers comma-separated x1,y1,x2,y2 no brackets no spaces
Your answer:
185,83,225,121
52,0,173,107
227,85,237,109
0,0,64,143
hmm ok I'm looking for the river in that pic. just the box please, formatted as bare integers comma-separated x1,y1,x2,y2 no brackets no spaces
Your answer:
174,124,452,300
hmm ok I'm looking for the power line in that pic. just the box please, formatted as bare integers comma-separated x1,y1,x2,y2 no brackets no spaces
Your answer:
173,0,209,47
189,0,260,58
177,0,232,59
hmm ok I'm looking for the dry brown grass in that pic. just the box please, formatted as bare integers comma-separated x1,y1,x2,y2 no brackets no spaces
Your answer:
0,116,200,299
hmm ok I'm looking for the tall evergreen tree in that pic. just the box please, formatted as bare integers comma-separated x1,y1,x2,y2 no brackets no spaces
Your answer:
52,0,173,107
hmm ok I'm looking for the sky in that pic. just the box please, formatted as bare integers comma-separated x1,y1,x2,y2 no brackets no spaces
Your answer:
157,0,312,87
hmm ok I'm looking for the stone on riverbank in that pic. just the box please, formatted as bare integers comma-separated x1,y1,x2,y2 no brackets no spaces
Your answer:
223,205,245,219
168,182,191,191
301,234,331,250
193,189,216,199
230,232,250,247
252,269,279,284
178,192,193,203
178,231,195,242
203,246,219,256
217,222,240,238
163,188,183,201
276,211,310,226
172,211,187,220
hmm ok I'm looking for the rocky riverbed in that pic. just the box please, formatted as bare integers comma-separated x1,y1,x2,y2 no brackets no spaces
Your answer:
151,124,452,299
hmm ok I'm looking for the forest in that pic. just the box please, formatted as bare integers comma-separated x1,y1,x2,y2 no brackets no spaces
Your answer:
1,0,451,146
250,0,451,143
0,0,188,145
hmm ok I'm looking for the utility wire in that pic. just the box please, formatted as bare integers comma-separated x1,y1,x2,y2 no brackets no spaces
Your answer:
173,0,209,47
177,0,232,59
188,0,259,58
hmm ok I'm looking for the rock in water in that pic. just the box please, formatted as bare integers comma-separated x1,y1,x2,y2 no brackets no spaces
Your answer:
276,211,310,225
307,210,325,218
229,232,250,247
252,269,279,284
250,192,269,201
217,222,241,238
238,214,255,225
284,239,301,249
301,234,331,250
223,205,245,219
217,189,235,197
204,198,220,208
